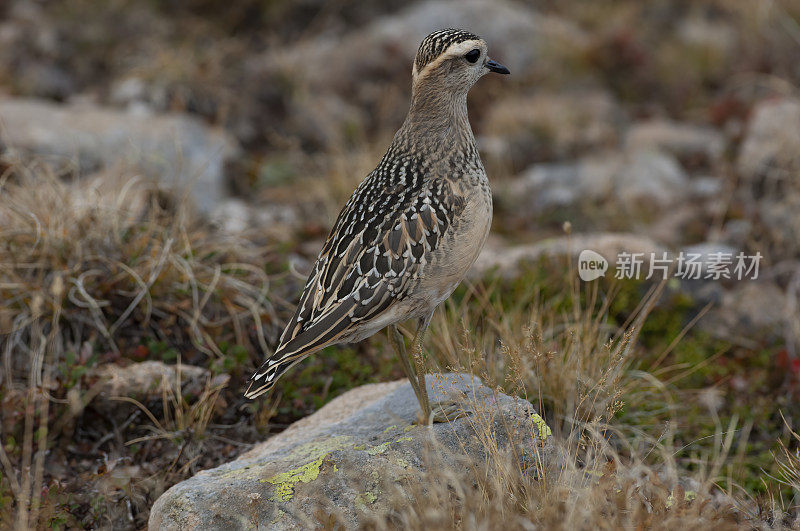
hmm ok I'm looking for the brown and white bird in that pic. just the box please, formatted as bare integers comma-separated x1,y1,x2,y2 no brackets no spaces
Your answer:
245,29,509,423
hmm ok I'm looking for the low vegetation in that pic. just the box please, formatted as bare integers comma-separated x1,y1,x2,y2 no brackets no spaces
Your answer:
2,0,800,528
1,164,798,528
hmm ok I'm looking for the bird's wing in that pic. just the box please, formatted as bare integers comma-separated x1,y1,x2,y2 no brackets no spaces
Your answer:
246,156,465,396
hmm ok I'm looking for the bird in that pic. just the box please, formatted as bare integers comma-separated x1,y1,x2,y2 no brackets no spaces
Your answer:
244,28,509,424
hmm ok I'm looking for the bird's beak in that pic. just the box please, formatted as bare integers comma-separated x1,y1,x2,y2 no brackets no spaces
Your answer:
486,59,510,75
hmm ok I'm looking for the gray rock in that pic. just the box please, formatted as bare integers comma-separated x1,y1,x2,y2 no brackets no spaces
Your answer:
679,242,739,262
675,242,740,281
618,150,690,206
0,97,240,212
756,193,800,259
625,120,725,164
689,176,723,199
677,14,736,56
509,149,689,211
733,98,800,260
149,373,555,530
700,282,788,342
518,163,583,208
507,155,615,210
737,97,800,186
88,361,228,420
718,219,753,249
210,198,299,240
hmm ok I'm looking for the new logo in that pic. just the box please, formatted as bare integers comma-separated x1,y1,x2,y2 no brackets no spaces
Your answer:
578,250,608,281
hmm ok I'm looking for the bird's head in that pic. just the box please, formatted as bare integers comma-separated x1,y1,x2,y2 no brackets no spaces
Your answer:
411,28,509,98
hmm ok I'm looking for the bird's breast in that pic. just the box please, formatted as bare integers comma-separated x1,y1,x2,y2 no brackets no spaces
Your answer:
414,175,493,304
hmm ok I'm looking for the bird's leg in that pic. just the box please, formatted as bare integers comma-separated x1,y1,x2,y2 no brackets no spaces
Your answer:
388,325,424,410
409,316,432,424
412,312,469,424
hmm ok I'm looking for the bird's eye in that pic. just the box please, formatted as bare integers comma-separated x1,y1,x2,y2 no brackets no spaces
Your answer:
464,49,480,63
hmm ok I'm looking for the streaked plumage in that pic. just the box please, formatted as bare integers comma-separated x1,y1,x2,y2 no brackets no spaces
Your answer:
245,28,509,412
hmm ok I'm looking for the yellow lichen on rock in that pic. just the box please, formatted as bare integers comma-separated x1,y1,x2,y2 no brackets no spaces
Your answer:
366,442,390,455
288,435,351,461
530,413,552,440
264,455,327,501
364,435,412,456
262,435,351,501
355,491,378,507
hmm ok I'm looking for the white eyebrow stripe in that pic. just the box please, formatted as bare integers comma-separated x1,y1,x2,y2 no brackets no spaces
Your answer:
414,39,485,79
443,40,484,58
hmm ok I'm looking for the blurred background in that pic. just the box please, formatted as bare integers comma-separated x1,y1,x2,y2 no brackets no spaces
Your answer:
1,0,800,528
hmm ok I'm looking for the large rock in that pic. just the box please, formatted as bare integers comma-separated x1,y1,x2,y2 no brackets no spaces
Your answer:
149,373,555,530
0,97,240,212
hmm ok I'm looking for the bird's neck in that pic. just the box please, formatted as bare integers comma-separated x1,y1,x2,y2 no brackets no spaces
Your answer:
395,88,475,156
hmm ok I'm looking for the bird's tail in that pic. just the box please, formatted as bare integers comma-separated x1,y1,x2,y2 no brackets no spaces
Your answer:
244,318,347,399
243,353,302,399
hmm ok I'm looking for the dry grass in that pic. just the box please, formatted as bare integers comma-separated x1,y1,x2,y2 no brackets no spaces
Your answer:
289,267,787,529
0,161,281,360
2,1,800,525
347,260,798,529
0,161,284,527
0,166,796,527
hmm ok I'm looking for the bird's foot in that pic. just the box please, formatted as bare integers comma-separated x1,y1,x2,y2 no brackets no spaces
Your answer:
417,400,471,425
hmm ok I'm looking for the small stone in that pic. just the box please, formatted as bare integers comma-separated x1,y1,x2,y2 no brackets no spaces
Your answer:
88,361,222,420
700,281,788,341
